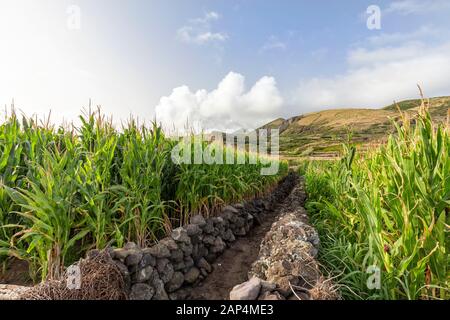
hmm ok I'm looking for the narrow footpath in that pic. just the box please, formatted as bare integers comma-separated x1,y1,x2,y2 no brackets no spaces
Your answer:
189,175,303,300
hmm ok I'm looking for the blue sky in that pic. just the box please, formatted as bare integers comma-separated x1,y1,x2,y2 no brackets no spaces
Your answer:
1,0,450,131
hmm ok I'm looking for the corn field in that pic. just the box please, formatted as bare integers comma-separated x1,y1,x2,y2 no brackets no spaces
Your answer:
303,102,449,300
0,109,287,281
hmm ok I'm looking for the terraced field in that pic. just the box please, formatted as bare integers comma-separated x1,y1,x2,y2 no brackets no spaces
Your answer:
259,96,450,159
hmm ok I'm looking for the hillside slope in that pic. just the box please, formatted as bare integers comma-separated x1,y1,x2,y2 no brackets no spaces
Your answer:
264,96,450,158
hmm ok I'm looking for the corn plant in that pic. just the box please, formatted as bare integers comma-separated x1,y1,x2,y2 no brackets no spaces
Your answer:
0,108,287,281
304,101,449,300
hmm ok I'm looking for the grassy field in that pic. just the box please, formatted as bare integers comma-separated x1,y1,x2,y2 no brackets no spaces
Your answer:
260,96,450,159
301,101,449,300
0,109,287,281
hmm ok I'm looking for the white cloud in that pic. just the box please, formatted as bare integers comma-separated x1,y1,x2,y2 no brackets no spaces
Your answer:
385,0,450,15
365,25,442,47
195,31,228,43
190,11,220,24
348,42,426,67
154,72,283,133
292,37,450,109
260,36,287,53
177,11,228,45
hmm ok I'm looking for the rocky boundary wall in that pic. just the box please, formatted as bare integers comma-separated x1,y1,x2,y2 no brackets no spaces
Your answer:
0,285,29,300
229,177,339,300
103,173,298,300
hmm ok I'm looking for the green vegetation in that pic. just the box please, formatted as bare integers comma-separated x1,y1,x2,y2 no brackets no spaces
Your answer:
261,96,450,158
303,102,449,299
0,109,287,281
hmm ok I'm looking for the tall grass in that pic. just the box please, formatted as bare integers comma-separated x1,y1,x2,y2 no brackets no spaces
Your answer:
304,101,449,300
0,109,287,281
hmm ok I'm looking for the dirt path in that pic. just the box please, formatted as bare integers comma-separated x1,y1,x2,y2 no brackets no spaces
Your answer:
188,177,298,300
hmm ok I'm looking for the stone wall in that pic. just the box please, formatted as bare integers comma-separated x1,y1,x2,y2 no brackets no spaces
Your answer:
108,173,297,300
229,177,339,300
0,285,29,300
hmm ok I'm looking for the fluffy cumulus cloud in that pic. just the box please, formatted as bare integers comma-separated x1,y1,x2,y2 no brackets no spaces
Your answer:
292,28,450,110
155,72,283,133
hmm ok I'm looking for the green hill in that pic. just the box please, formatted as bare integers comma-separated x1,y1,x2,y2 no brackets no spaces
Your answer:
263,96,450,158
